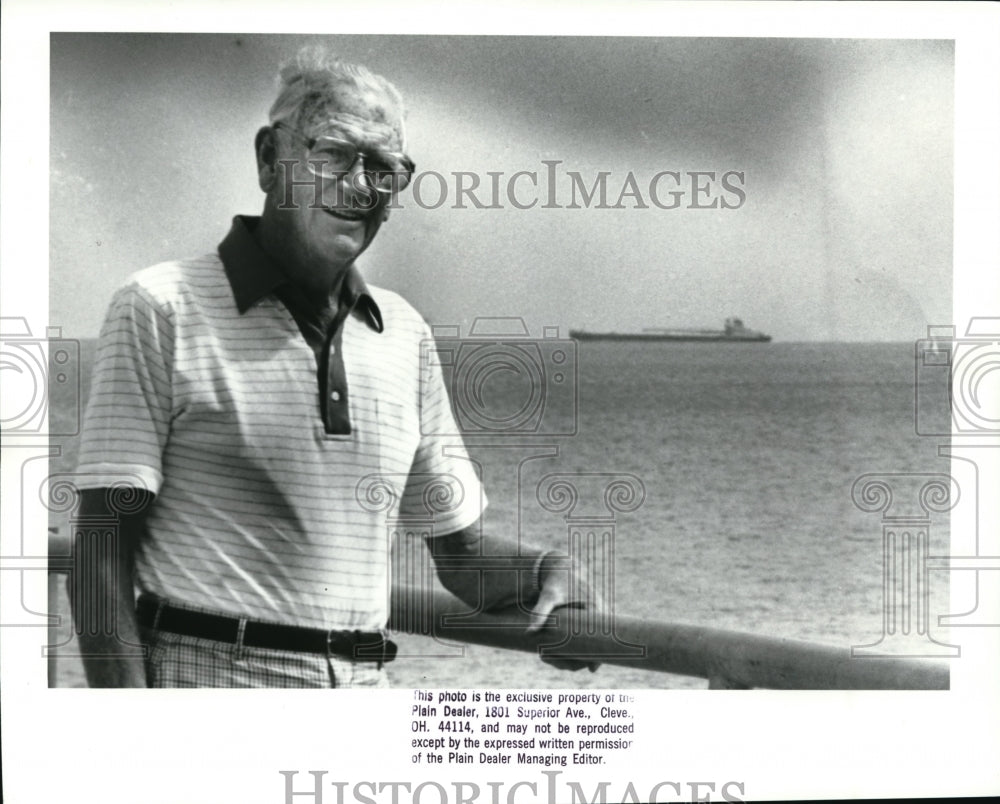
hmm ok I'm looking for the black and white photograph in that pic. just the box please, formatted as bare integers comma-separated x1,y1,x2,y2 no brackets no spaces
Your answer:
42,31,961,689
2,2,999,802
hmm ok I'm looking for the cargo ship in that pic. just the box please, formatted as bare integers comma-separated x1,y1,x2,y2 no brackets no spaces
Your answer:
569,317,772,342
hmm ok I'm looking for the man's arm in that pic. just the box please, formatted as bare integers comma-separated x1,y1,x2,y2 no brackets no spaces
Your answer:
70,487,152,688
426,521,602,671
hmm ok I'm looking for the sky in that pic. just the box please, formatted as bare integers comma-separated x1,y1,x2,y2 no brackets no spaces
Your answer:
49,34,954,341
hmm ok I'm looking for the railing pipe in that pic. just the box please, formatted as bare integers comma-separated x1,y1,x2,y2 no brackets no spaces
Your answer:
46,525,949,690
389,586,949,690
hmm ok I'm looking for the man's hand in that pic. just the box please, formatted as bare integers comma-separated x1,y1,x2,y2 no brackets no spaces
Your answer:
526,552,603,673
427,524,605,673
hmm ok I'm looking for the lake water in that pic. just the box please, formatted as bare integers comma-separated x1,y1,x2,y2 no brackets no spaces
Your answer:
47,339,951,688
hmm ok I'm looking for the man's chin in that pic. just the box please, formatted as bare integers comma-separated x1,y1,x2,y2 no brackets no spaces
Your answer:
303,210,382,269
309,229,370,267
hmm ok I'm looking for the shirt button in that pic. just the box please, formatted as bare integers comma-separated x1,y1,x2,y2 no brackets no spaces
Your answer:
330,390,341,402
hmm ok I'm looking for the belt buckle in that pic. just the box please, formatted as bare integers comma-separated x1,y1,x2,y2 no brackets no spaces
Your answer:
324,628,395,666
325,628,362,659
326,628,343,657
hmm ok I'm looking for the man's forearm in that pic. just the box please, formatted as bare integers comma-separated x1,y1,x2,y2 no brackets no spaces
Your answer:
427,526,551,612
73,572,147,688
72,488,150,688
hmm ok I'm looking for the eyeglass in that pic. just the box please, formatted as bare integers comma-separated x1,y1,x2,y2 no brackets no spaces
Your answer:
273,121,415,194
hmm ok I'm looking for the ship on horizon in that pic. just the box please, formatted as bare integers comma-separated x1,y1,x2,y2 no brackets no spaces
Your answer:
570,317,772,343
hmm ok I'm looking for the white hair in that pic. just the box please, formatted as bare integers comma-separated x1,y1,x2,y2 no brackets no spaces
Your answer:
268,46,407,148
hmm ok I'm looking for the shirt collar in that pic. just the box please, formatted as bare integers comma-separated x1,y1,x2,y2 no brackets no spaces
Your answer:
218,215,383,333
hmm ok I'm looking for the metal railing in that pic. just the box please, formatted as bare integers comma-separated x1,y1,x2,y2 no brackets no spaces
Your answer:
388,586,949,690
47,530,948,690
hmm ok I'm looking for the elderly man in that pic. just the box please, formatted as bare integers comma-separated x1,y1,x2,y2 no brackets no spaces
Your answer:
72,49,597,687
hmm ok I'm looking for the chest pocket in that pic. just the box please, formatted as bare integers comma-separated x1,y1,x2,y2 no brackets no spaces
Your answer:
375,397,422,483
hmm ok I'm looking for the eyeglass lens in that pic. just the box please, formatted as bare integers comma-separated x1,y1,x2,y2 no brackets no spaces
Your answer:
309,141,410,191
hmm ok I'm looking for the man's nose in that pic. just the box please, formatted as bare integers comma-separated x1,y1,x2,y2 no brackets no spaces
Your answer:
338,159,380,211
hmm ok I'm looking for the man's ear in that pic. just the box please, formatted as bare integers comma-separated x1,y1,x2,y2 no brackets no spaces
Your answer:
255,126,278,192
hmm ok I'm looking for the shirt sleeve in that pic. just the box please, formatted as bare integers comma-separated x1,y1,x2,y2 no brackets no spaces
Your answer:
74,280,175,495
397,322,487,536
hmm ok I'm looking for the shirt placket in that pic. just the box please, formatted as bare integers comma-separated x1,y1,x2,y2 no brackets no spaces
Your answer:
319,305,353,435
274,285,356,436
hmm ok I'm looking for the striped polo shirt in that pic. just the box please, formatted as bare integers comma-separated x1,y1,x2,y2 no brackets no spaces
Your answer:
75,216,485,630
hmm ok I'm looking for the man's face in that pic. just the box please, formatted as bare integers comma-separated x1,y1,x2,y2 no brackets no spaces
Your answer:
267,86,406,282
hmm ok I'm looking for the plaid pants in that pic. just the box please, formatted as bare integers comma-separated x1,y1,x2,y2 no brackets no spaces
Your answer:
140,611,389,689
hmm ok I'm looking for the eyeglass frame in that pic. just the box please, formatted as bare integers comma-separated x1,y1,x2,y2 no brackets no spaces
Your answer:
272,121,415,194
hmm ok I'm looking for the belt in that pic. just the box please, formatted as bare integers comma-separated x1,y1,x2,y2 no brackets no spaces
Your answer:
135,595,397,663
